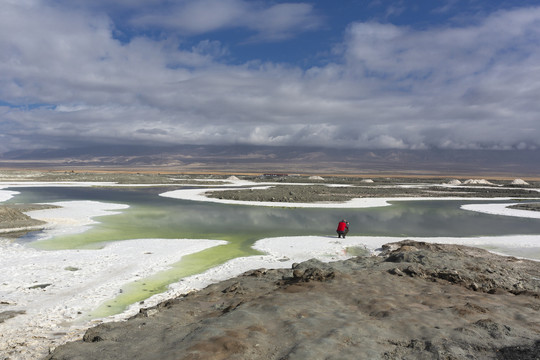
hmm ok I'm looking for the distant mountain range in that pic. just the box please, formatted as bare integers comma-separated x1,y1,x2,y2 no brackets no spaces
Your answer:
1,145,539,176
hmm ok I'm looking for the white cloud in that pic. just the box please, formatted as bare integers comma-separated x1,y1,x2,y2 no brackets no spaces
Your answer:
130,0,322,40
336,6,540,149
243,3,322,41
0,2,539,152
133,0,246,34
344,7,540,83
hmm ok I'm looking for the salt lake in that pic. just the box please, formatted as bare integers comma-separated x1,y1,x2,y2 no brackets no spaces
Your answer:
1,181,540,358
6,185,540,312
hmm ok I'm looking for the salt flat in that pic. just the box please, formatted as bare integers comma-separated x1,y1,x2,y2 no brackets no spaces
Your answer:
1,177,540,359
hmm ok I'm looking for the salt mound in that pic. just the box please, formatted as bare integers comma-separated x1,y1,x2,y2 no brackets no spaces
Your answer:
308,176,324,180
447,179,462,186
463,179,495,185
361,179,374,183
511,179,529,186
227,176,240,181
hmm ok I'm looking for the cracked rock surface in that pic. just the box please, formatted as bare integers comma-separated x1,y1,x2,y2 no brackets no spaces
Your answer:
46,241,540,360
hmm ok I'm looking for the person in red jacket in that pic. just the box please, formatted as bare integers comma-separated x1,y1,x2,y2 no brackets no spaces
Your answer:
336,219,349,238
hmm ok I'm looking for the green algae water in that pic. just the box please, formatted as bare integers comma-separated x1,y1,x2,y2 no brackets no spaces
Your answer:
7,186,540,317
90,243,243,317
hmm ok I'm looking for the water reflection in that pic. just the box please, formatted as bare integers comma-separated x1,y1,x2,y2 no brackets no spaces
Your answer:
7,186,540,316
7,187,540,247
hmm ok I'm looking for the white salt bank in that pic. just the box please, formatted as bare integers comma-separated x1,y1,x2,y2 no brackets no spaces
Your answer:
511,178,530,186
0,200,227,359
2,178,540,359
446,179,462,185
463,179,496,185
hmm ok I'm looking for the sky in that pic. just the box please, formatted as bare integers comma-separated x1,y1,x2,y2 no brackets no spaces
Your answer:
1,0,540,154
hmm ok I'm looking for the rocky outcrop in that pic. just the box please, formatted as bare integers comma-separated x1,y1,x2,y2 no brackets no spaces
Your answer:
382,240,540,295
0,206,37,228
0,204,58,236
46,241,540,360
0,205,47,237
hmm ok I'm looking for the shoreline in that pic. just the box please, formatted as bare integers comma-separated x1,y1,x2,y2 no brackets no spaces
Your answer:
1,177,540,358
46,240,540,360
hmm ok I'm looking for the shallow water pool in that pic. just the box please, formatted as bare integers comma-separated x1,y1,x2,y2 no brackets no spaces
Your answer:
6,185,540,316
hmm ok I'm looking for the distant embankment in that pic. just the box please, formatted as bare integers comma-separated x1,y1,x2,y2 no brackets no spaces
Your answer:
1,146,539,177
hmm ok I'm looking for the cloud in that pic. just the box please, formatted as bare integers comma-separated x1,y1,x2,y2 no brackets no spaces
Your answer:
0,2,539,153
130,0,322,41
135,128,169,136
337,7,540,149
46,0,165,11
344,7,540,83
242,3,323,41
132,0,246,34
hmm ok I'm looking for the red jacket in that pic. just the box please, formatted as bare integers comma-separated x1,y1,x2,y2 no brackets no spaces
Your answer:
337,221,348,232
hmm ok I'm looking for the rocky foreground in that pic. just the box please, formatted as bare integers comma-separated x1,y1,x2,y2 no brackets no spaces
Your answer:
46,241,540,360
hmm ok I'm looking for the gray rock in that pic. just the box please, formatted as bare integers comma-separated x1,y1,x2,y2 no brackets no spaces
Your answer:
46,241,540,360
0,310,26,323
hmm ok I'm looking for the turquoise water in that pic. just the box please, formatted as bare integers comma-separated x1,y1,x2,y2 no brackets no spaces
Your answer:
6,186,540,315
